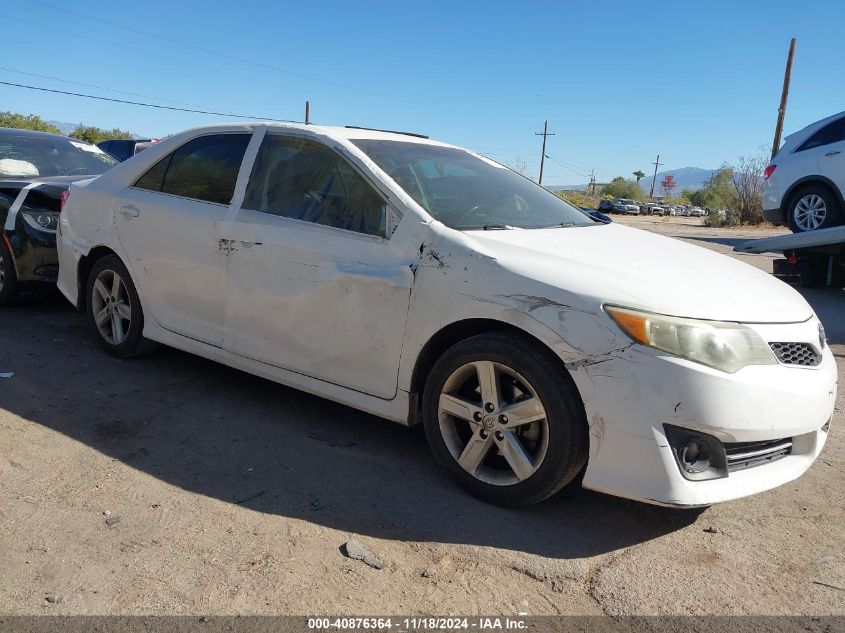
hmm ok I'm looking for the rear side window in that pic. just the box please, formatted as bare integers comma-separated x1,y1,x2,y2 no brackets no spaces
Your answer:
242,135,389,237
133,134,251,205
796,117,845,152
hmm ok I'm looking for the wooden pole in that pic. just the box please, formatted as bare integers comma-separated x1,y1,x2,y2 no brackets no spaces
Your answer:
771,38,796,160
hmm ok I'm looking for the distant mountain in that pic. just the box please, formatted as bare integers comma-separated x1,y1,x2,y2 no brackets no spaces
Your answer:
550,166,715,194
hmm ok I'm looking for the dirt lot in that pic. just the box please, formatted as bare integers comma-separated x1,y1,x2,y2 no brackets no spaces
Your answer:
1,216,842,616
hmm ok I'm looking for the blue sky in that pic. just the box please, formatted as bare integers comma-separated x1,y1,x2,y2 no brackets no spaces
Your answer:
1,0,843,185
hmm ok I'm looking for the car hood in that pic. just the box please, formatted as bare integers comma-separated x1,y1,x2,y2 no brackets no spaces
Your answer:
465,223,813,323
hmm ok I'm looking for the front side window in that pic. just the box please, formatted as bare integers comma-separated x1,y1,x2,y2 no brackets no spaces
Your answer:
797,117,845,152
351,139,594,230
243,135,389,237
133,133,250,205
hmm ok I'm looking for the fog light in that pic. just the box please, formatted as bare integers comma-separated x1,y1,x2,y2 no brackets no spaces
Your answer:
680,438,712,473
663,424,728,481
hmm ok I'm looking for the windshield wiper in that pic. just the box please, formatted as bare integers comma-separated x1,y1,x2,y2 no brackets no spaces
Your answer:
481,223,512,230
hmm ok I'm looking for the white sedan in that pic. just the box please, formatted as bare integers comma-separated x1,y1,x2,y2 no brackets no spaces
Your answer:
57,123,837,508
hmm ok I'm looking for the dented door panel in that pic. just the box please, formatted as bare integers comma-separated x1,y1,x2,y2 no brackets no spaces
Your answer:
223,209,413,399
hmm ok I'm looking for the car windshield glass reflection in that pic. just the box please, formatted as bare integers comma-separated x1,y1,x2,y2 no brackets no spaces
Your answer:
352,139,595,230
0,136,118,178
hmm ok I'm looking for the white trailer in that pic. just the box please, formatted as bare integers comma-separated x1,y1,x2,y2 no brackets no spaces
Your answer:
735,225,845,287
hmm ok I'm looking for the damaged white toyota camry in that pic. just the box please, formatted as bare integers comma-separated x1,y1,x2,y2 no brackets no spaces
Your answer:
57,123,837,508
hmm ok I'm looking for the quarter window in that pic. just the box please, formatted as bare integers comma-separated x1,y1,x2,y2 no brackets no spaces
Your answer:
796,118,845,152
133,133,251,205
243,135,389,237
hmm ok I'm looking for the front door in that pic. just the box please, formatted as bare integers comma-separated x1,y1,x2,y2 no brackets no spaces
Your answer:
223,133,413,399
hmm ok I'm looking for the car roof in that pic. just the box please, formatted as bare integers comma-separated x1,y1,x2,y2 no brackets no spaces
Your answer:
173,121,459,149
0,126,82,141
781,110,845,151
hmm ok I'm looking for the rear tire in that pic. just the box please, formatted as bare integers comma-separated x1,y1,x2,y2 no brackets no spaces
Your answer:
422,331,589,507
85,254,157,357
0,237,18,306
787,185,842,233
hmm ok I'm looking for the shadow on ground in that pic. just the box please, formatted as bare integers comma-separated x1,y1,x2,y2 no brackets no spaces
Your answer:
0,292,707,561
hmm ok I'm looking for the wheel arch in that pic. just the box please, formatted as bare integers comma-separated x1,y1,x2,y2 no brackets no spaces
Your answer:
407,318,584,426
783,176,845,213
74,245,123,311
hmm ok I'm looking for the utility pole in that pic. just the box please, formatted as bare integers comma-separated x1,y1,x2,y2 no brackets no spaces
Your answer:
589,169,596,196
771,38,796,160
649,154,663,199
534,120,555,185
305,100,310,125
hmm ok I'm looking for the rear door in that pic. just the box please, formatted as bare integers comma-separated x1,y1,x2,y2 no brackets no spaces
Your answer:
115,132,252,346
812,117,845,195
223,132,413,398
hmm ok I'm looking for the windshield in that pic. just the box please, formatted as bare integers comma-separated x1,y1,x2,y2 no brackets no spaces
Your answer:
351,139,594,230
0,135,118,178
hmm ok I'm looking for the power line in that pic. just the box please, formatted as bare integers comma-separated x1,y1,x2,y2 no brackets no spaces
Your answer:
0,65,232,112
0,80,297,122
543,153,591,179
26,0,459,112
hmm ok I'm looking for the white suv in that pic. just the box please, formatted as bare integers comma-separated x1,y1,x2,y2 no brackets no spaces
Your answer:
763,111,845,232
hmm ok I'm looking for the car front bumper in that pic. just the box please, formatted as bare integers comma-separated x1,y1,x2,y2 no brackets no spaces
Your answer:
576,317,837,506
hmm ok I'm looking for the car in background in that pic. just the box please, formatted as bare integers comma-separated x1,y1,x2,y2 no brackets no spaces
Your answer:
57,122,835,509
763,111,844,232
689,207,705,217
597,199,615,213
647,204,664,215
614,198,640,214
98,138,159,162
0,127,118,305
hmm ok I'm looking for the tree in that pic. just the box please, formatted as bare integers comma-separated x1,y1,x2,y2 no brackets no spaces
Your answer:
0,111,62,134
633,170,646,185
731,150,769,225
601,176,646,199
689,166,738,211
661,174,676,196
70,125,133,145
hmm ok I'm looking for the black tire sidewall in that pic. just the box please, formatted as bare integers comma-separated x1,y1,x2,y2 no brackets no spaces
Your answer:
85,255,146,357
0,236,18,306
422,331,588,507
788,186,841,232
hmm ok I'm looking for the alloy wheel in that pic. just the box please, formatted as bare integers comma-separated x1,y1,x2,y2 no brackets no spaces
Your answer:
794,194,827,231
437,360,549,486
91,268,132,345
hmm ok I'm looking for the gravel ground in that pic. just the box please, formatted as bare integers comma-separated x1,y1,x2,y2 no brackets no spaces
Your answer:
0,216,842,616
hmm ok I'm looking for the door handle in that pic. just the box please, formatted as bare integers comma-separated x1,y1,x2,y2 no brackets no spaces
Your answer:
824,151,841,156
117,204,140,218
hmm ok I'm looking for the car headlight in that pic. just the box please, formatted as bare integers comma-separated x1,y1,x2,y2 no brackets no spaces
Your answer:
605,305,777,373
21,210,59,233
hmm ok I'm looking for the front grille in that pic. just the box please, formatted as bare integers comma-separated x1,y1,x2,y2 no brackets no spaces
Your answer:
724,438,792,472
769,342,821,367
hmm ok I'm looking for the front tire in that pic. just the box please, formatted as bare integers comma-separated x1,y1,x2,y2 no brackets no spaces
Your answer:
787,185,842,232
0,236,18,306
422,331,589,507
85,255,156,357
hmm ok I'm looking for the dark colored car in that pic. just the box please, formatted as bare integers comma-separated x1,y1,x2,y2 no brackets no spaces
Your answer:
98,138,157,162
0,127,118,305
